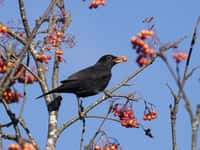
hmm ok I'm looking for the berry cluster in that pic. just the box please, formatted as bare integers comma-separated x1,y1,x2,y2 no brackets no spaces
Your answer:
0,60,37,84
172,52,188,63
36,30,66,64
131,29,156,66
35,54,51,64
89,0,105,9
15,67,37,84
143,110,157,121
93,135,121,150
45,31,65,47
8,143,35,150
143,101,157,121
2,88,22,104
94,143,118,150
111,102,139,128
0,58,37,103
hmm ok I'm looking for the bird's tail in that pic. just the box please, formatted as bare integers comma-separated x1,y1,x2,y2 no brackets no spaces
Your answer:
36,89,56,99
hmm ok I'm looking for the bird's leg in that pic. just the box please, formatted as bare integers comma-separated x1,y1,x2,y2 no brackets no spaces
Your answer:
77,97,86,150
77,97,84,118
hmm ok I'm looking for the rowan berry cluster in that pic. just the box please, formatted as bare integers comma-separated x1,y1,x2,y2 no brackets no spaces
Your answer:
94,143,118,150
0,58,37,103
15,66,37,84
93,135,121,150
36,30,66,64
131,29,156,66
2,88,22,104
89,0,105,9
35,54,51,64
8,143,35,150
172,52,188,63
111,102,139,128
45,31,65,47
143,101,157,121
0,59,37,85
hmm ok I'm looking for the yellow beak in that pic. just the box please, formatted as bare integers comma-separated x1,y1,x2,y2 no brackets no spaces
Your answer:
113,56,128,63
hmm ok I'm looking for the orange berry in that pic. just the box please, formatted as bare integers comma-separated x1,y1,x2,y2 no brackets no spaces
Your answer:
137,39,145,47
142,44,149,51
51,40,58,47
55,49,64,55
147,114,152,120
143,114,148,120
150,110,157,119
8,144,20,150
110,144,117,150
23,143,36,150
27,76,35,84
131,37,137,44
133,121,139,128
127,111,134,118
148,49,155,57
57,55,63,62
120,119,128,127
173,52,188,62
94,145,100,150
1,25,8,33
122,111,129,118
138,30,154,39
121,56,128,62
148,30,154,36
137,32,143,38
137,56,150,66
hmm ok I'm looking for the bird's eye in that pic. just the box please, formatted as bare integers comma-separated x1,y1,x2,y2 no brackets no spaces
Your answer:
107,56,113,61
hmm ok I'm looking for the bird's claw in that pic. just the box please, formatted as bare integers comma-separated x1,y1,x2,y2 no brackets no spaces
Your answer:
104,90,112,97
79,112,86,119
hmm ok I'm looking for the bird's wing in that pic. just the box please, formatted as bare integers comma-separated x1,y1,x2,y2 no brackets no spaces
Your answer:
60,65,110,83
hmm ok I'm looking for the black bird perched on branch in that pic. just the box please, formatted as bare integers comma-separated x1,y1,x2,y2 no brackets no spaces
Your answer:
36,54,127,99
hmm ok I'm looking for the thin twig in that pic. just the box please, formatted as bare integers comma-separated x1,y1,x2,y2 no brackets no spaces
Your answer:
166,84,179,150
19,118,40,150
86,107,111,149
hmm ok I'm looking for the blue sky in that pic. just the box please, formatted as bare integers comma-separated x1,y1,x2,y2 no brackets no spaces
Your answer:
0,0,200,150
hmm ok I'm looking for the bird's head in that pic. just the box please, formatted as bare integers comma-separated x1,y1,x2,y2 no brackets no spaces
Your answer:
96,55,127,68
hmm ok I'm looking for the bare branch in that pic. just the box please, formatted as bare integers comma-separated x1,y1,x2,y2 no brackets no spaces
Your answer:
18,0,31,37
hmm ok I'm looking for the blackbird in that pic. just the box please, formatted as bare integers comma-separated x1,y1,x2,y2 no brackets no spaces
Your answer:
36,54,127,99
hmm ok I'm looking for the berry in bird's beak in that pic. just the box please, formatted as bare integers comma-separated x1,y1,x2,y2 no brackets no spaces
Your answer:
113,56,128,63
